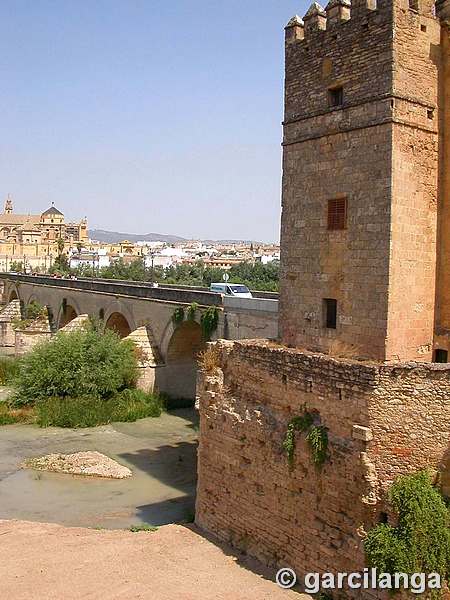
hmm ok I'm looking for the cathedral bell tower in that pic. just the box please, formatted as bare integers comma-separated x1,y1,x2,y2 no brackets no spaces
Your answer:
4,195,13,214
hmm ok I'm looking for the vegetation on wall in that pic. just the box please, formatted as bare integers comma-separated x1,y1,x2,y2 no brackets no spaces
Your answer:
306,425,329,467
364,471,450,594
198,345,222,373
12,300,47,330
200,306,219,340
186,302,198,321
172,306,185,326
172,303,219,340
283,408,328,469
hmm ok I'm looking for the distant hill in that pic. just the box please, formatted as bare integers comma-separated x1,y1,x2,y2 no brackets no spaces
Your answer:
89,229,265,245
89,230,187,244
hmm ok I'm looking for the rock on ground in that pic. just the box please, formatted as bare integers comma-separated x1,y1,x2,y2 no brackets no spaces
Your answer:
22,451,132,479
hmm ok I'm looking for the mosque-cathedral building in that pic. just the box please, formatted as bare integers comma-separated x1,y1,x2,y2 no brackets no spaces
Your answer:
0,196,88,271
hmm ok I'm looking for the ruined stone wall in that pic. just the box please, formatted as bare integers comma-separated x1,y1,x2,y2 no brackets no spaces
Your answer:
196,340,450,598
0,299,21,353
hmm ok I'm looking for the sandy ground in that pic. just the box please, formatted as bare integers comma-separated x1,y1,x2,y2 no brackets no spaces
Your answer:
0,520,308,600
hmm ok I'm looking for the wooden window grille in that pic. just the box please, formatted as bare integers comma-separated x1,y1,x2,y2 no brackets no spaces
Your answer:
327,198,347,230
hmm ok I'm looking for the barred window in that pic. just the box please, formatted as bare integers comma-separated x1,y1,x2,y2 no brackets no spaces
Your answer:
327,198,347,230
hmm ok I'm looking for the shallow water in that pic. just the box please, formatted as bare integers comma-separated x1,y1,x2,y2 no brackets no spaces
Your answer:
0,408,198,529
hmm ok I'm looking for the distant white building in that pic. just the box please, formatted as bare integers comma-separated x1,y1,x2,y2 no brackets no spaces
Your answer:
257,253,280,265
69,248,110,270
144,246,187,269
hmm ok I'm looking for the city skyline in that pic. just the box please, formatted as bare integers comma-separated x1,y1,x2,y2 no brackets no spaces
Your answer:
0,1,309,243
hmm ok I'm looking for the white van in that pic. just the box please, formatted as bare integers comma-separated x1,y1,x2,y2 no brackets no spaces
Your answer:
210,283,253,298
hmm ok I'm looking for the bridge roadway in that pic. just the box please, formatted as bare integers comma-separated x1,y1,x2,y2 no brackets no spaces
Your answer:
0,274,278,400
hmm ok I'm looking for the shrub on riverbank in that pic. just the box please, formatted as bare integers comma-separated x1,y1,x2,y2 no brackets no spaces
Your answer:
36,389,163,428
0,356,21,386
12,325,138,406
0,403,35,425
0,324,166,428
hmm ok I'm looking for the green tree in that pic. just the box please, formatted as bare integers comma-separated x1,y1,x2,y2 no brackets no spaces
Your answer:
9,260,23,273
13,323,138,405
56,237,65,255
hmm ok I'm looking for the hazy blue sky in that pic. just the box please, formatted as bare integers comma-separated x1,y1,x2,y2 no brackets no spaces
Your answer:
0,1,309,242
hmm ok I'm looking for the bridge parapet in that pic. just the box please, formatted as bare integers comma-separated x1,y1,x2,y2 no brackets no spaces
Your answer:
0,274,223,306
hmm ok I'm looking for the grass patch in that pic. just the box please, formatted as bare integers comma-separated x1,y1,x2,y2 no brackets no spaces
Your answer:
129,523,158,533
0,402,35,425
0,356,21,386
35,389,164,428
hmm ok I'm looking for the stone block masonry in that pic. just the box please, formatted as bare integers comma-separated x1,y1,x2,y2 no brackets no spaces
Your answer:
280,0,446,362
196,340,450,599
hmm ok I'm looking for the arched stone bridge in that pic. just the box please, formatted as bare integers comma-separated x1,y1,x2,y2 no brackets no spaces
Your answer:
0,274,278,400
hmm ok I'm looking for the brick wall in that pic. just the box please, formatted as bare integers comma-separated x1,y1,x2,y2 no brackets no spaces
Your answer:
196,340,450,598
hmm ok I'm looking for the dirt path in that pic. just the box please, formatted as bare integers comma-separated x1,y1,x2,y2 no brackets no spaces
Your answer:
0,520,308,600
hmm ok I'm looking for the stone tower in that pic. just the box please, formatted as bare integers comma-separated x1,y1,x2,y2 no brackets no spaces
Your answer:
4,195,13,214
435,0,450,359
279,0,449,362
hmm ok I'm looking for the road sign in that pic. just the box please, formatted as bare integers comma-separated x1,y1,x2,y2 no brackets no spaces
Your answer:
222,273,230,282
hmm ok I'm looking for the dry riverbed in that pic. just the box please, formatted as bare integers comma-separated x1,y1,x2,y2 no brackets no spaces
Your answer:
0,408,198,528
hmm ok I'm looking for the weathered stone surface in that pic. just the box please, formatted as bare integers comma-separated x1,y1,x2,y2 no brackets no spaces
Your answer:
0,300,21,349
22,451,132,479
196,340,450,600
279,0,445,363
58,313,89,332
352,424,373,441
15,313,52,357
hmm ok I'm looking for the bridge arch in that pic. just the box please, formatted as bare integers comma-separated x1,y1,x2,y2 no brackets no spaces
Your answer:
103,302,136,338
105,312,132,338
58,304,78,329
8,289,19,302
160,319,206,401
55,296,82,329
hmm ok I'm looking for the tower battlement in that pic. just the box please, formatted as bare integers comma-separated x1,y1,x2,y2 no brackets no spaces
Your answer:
286,0,435,47
280,0,449,362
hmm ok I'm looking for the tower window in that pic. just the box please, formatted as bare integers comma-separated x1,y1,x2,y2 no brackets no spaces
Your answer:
324,299,337,329
427,108,434,120
409,0,419,10
434,349,448,363
328,86,343,108
327,198,347,230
